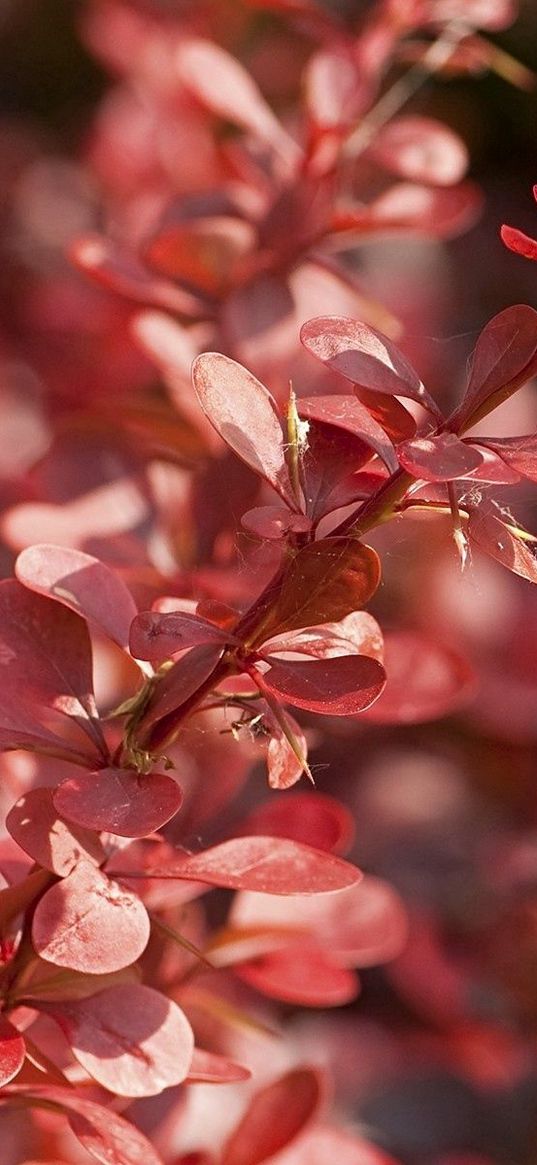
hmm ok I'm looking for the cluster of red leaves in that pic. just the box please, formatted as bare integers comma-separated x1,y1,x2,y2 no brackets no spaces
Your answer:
0,0,536,1162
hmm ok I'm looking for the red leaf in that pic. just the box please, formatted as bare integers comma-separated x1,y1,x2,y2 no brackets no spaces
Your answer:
362,631,476,723
254,539,381,643
297,395,398,472
16,545,138,655
259,654,386,715
332,182,483,241
266,610,383,663
6,787,104,875
397,432,483,481
0,1084,164,1165
137,643,225,742
468,509,537,583
237,791,355,854
139,836,361,894
32,862,150,973
0,1017,25,1087
355,388,416,441
237,945,359,1007
300,316,441,418
192,353,295,506
501,224,537,261
186,1048,251,1084
129,610,233,665
221,1067,323,1165
369,116,468,186
449,304,537,431
306,45,371,133
0,580,104,756
53,768,183,839
42,985,194,1097
143,216,255,296
461,444,521,484
242,506,312,542
174,39,297,165
70,234,204,318
476,434,537,482
266,712,309,790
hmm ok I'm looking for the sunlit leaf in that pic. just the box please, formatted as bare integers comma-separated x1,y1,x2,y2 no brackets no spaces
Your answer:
259,654,386,715
449,304,537,431
468,508,537,582
53,768,183,839
221,1067,323,1165
6,787,104,876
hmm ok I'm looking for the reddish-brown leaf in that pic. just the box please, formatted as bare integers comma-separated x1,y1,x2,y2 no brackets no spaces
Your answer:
32,862,150,973
143,217,255,296
369,116,468,186
300,316,441,418
297,395,398,473
6,787,104,875
186,1048,251,1084
16,545,138,655
70,234,204,318
221,1067,323,1165
468,509,537,582
254,539,381,643
137,643,225,742
449,304,537,431
42,985,194,1097
53,768,183,839
362,630,476,723
0,1017,25,1087
139,836,361,894
0,1084,164,1165
397,432,483,481
130,610,233,665
192,353,295,506
476,434,537,482
259,654,386,715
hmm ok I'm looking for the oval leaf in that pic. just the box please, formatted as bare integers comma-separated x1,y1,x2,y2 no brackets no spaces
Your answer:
300,316,441,418
6,788,104,875
369,116,468,186
221,1067,322,1165
140,836,361,894
397,432,483,481
187,1048,251,1084
192,353,295,505
297,395,398,473
16,545,138,654
468,509,537,582
259,654,386,715
255,539,381,643
362,630,476,723
53,768,183,839
450,304,537,431
501,223,537,261
237,791,354,855
32,862,150,973
43,985,194,1097
237,945,359,1007
130,610,233,665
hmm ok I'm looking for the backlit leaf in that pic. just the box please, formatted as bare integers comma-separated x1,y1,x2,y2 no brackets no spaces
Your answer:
53,768,183,839
186,1048,251,1084
237,945,358,1008
130,609,233,665
192,353,295,506
70,234,204,318
468,509,537,582
297,395,398,473
397,432,483,481
449,304,537,431
237,791,355,854
259,654,386,715
300,316,441,418
476,434,537,481
32,862,150,973
362,630,476,723
369,116,468,186
42,985,194,1097
0,1017,25,1087
221,1067,323,1165
16,545,138,654
6,787,104,875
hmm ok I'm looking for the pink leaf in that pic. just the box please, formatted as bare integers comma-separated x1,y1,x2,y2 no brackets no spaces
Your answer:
237,945,359,1007
266,713,309,790
355,387,417,441
192,353,295,506
70,234,204,318
6,787,104,876
130,610,233,665
0,1017,25,1087
242,506,312,542
306,45,371,133
0,580,104,756
139,836,361,894
501,224,537,261
16,545,138,654
0,1084,164,1165
42,985,194,1097
174,39,298,166
362,631,476,723
449,304,537,431
333,182,483,240
300,316,441,418
397,432,483,481
259,654,386,715
476,434,537,482
186,1047,251,1084
369,116,468,186
468,509,537,583
221,1067,323,1165
237,791,355,854
143,216,255,297
53,768,183,839
297,395,398,472
266,611,383,662
32,862,150,973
